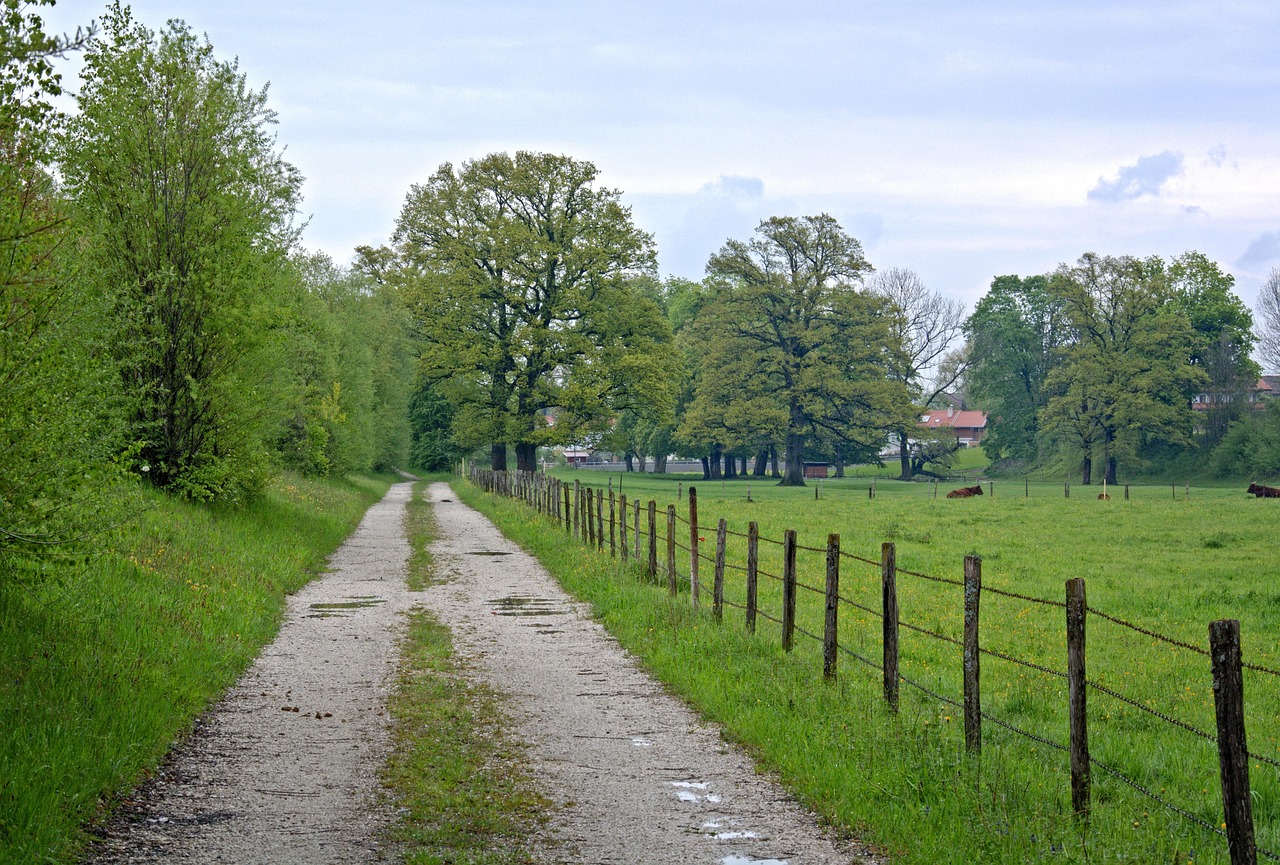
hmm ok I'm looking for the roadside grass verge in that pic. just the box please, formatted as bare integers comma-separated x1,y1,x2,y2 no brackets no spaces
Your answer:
455,478,1266,864
383,480,551,865
0,471,395,864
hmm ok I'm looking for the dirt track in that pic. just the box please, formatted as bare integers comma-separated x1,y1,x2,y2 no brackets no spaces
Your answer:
84,480,881,865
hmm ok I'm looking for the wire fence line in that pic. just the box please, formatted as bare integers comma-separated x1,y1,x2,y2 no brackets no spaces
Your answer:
468,466,1275,865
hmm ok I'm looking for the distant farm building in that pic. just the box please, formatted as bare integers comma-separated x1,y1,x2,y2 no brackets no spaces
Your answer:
918,407,987,448
803,462,829,479
563,449,592,466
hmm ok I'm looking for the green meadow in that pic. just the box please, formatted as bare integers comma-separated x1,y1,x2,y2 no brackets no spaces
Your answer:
460,466,1280,864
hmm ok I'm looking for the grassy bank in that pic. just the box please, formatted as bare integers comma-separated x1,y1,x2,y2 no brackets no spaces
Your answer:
457,472,1280,864
0,472,394,864
383,482,551,864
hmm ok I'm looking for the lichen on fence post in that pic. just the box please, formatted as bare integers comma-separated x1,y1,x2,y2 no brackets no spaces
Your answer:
1066,577,1090,817
963,555,982,753
782,530,798,652
647,500,658,580
666,504,677,596
882,542,899,712
823,534,840,681
1211,618,1257,865
746,522,759,635
713,519,727,621
689,487,700,605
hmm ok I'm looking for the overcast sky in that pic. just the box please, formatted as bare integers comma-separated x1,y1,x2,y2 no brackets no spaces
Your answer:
40,0,1280,310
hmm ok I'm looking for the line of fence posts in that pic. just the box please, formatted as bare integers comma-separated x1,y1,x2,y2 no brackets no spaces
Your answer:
468,466,1262,865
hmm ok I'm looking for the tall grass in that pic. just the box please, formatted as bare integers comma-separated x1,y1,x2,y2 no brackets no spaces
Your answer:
459,471,1280,864
0,472,393,864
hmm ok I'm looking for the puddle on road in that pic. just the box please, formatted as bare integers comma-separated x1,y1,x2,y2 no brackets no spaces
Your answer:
487,596,568,617
306,597,386,618
467,550,512,556
671,780,721,804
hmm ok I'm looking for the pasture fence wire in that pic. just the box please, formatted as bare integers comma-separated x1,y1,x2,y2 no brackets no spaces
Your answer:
465,466,1275,865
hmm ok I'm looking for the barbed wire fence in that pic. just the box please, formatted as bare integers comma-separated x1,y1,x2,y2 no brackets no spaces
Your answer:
467,465,1274,864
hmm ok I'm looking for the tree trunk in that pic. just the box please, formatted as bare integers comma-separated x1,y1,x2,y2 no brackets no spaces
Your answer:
624,452,634,472
898,429,913,480
654,453,667,473
1104,430,1117,486
491,443,507,472
709,445,723,479
637,452,647,472
1081,455,1092,485
753,448,768,477
701,456,710,480
770,445,781,478
724,453,736,479
740,455,748,475
834,458,845,478
515,442,537,473
780,433,806,487
1106,455,1117,486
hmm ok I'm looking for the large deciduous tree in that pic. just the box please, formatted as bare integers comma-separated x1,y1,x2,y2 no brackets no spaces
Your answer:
688,214,911,486
1253,267,1280,374
964,274,1066,463
61,3,302,500
392,151,673,473
868,267,966,479
1039,253,1204,485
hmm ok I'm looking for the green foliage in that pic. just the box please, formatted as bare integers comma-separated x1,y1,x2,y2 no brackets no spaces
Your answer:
1210,400,1280,479
688,214,913,485
0,0,131,576
1039,253,1205,484
59,3,303,501
965,274,1065,462
391,151,676,472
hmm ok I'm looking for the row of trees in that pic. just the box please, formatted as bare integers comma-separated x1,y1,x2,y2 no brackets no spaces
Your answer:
1,2,413,577
381,148,1275,487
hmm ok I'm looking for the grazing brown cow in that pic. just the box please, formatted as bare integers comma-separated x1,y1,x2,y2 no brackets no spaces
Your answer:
946,484,984,498
1247,483,1280,498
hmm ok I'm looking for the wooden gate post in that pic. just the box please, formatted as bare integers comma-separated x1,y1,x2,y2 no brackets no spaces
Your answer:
882,542,899,712
619,493,628,563
964,555,982,753
782,530,797,652
746,522,759,635
666,504,677,596
1066,578,1090,817
689,486,700,604
1211,619,1257,865
823,534,840,681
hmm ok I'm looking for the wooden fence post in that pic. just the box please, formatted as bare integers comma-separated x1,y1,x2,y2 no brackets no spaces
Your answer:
634,499,641,562
689,486,700,605
666,504,677,596
782,529,797,652
1211,619,1256,865
619,493,628,563
1066,578,1090,817
573,480,581,539
647,500,658,580
746,522,759,635
609,491,616,557
587,488,596,546
882,542,899,712
562,481,570,533
823,534,840,681
1124,484,1130,501
596,489,604,551
964,555,982,753
713,519,727,621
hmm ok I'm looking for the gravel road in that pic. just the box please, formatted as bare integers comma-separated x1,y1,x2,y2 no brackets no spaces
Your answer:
83,480,882,865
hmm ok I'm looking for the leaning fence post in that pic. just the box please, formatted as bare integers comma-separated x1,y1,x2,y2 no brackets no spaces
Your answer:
562,481,570,533
746,522,759,635
586,488,596,546
647,500,658,580
689,486,700,605
1066,578,1090,817
882,542,899,712
666,504,677,596
823,534,840,681
713,518,727,621
964,555,982,753
782,529,798,652
1211,619,1256,865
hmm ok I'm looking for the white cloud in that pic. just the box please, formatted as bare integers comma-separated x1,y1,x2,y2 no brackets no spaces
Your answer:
1087,151,1184,203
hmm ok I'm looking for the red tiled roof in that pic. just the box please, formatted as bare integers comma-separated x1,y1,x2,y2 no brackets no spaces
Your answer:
918,410,987,431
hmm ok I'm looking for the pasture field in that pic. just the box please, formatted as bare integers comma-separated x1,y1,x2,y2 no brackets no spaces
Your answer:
463,467,1280,864
0,472,395,864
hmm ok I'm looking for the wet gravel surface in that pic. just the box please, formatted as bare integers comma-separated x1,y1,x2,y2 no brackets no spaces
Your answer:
422,482,882,865
82,480,882,865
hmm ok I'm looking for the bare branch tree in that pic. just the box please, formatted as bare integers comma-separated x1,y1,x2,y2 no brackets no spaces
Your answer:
868,267,967,478
1257,268,1280,373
